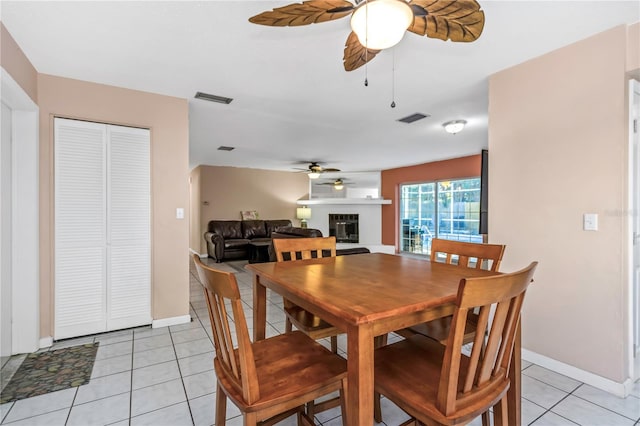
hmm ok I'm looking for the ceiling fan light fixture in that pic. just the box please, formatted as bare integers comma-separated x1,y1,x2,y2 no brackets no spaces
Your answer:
334,183,344,190
308,172,321,179
350,0,413,50
443,120,467,134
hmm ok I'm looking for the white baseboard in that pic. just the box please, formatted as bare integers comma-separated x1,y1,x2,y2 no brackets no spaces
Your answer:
189,248,208,258
522,348,632,397
39,336,53,349
152,315,192,329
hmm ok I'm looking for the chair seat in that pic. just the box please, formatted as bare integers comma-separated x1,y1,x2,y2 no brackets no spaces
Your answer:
284,306,340,340
217,331,347,414
375,335,509,426
397,313,480,345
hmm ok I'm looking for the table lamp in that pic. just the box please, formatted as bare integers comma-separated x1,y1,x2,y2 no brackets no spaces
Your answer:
296,206,311,228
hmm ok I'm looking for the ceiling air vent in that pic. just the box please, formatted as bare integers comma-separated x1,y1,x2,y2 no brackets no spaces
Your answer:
397,113,430,124
195,91,233,104
217,146,235,151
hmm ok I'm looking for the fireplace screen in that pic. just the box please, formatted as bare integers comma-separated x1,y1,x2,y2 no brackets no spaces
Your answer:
328,214,359,243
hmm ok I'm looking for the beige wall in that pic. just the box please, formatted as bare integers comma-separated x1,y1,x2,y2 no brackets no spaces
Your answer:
192,165,309,254
189,166,203,254
0,22,37,103
38,74,190,337
489,25,635,384
627,22,639,73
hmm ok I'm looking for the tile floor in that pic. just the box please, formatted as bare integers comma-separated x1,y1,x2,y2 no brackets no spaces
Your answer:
1,257,639,426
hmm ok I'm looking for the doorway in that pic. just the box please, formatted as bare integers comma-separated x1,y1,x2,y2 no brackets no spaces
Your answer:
630,79,640,381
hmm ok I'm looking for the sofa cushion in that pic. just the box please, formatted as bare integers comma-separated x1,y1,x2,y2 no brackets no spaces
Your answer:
265,220,293,236
251,237,272,244
242,220,267,239
224,239,250,249
208,220,243,239
272,226,323,238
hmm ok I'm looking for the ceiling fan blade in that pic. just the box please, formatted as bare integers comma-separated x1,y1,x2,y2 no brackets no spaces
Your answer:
322,168,341,172
343,32,380,71
408,0,485,42
249,0,354,27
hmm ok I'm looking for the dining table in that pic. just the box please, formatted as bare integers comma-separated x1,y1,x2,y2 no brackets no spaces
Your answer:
246,252,522,426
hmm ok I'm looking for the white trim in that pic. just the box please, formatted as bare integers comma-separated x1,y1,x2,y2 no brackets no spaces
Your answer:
152,314,191,329
189,248,208,258
39,336,53,349
522,348,631,398
297,198,392,205
628,78,640,381
1,67,39,355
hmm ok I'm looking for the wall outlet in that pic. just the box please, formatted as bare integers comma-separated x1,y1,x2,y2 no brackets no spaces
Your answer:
176,208,184,219
583,213,598,231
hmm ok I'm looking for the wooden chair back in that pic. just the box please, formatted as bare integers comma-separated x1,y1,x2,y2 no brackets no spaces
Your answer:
273,237,337,262
430,238,505,272
192,254,260,405
437,261,538,416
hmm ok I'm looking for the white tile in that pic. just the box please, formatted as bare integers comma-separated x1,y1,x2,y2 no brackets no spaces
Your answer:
131,378,186,417
189,392,241,426
573,384,640,420
370,396,411,426
630,380,640,398
134,327,169,339
169,321,203,333
182,370,216,400
1,407,69,426
94,330,133,346
551,395,636,426
130,402,192,426
133,334,173,353
90,354,132,379
50,336,95,351
133,345,176,369
66,392,130,425
174,338,214,359
521,397,547,425
75,371,131,404
96,341,133,361
132,360,181,390
523,365,582,393
177,351,214,377
171,327,208,345
531,411,581,425
0,402,13,423
2,388,76,423
522,375,570,409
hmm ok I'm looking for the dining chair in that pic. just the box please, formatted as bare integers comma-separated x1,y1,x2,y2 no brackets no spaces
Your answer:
272,236,340,353
396,239,506,345
375,261,538,426
192,254,348,426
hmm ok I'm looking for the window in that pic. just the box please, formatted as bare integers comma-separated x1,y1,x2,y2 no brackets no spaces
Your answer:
399,177,481,255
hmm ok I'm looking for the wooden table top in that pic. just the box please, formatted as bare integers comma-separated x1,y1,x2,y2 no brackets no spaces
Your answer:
246,252,496,326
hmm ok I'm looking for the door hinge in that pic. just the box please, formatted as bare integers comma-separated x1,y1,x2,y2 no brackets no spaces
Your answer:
635,119,638,133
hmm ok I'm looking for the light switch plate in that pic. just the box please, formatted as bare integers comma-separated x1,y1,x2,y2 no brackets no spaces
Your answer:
176,208,184,219
583,213,598,231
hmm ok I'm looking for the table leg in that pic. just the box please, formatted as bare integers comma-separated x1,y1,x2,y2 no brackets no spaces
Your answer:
346,323,374,426
253,274,267,341
507,319,522,426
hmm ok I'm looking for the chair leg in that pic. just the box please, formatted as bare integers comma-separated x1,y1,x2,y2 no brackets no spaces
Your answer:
243,412,258,426
216,383,227,426
307,400,315,419
340,377,348,426
285,318,293,333
492,397,508,426
481,411,490,426
374,391,382,423
330,335,338,353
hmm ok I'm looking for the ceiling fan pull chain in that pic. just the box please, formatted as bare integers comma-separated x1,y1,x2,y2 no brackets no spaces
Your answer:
390,48,396,108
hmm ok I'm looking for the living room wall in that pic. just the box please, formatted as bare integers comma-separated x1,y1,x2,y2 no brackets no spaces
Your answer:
489,23,639,391
38,74,190,338
191,165,309,255
380,155,482,249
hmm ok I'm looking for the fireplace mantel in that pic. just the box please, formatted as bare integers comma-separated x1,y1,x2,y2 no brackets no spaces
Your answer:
296,198,392,205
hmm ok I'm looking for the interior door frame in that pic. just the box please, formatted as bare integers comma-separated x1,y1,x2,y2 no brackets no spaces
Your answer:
629,78,640,381
0,67,40,354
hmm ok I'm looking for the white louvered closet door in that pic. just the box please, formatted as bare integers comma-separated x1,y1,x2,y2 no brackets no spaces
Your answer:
54,118,150,339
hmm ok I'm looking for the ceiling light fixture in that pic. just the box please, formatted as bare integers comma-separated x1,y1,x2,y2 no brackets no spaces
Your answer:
334,180,344,190
443,120,467,134
308,172,320,179
350,0,414,50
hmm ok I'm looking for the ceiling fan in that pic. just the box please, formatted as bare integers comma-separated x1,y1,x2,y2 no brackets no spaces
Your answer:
294,162,341,178
318,178,351,190
249,0,485,71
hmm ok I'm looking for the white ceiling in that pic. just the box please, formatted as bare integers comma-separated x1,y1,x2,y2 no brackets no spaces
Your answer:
2,1,639,174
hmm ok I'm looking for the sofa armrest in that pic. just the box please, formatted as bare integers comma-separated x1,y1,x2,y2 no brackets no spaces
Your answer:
204,231,225,261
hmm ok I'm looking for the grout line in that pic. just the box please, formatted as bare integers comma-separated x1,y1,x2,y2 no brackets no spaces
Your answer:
63,385,79,425
128,332,134,426
169,320,196,426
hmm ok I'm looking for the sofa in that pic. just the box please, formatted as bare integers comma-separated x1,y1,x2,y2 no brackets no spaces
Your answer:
204,219,293,262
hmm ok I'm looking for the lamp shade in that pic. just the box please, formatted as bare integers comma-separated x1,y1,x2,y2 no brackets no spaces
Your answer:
296,206,312,220
350,0,413,50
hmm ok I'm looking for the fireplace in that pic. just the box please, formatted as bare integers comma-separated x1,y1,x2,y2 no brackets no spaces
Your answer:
328,214,359,243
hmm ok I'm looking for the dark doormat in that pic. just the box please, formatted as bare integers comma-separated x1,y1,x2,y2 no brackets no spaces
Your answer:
0,342,99,404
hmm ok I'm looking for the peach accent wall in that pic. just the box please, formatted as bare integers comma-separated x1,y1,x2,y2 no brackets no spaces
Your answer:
0,22,37,103
380,155,481,248
38,74,190,337
489,25,631,383
193,165,309,254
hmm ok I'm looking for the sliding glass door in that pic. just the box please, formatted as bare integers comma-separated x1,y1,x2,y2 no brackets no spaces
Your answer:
399,178,481,255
